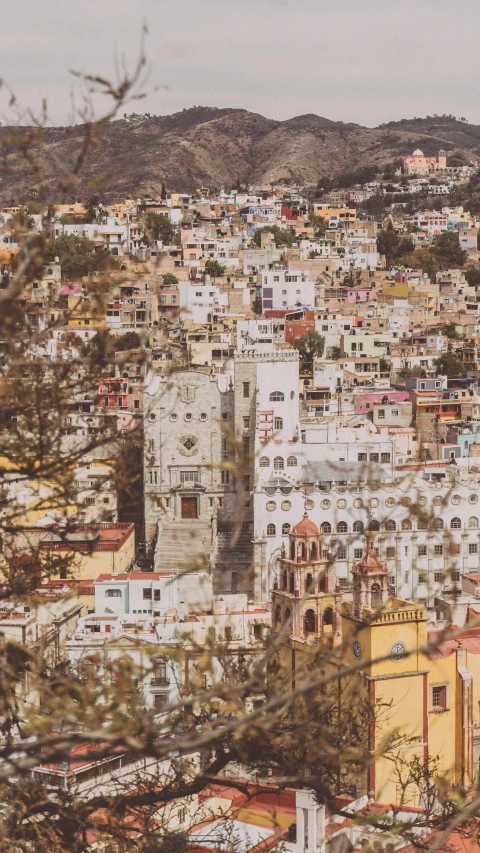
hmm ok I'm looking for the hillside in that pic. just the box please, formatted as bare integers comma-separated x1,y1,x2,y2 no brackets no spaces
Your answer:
0,107,479,201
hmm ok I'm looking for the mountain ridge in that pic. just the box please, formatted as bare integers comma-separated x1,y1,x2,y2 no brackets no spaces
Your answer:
0,108,478,201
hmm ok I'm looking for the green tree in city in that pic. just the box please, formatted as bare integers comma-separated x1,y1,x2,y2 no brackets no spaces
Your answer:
433,351,467,378
465,267,480,287
253,225,295,248
46,234,118,278
431,231,467,266
141,212,177,245
377,221,399,265
204,259,226,280
295,329,325,368
162,273,179,285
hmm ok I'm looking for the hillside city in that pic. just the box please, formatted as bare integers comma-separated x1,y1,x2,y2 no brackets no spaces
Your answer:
5,143,480,849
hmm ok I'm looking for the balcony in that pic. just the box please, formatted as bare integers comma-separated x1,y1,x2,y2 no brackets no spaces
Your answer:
151,677,169,687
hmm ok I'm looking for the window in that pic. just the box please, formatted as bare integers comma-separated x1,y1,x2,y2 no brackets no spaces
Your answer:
259,457,270,469
243,416,250,429
434,571,444,583
274,416,283,430
418,545,427,557
469,543,478,555
378,409,385,419
269,391,285,401
401,519,412,531
321,522,332,534
282,523,291,535
370,453,379,463
224,626,232,642
266,523,276,536
221,470,230,484
354,548,363,560
143,588,152,600
434,545,443,557
386,546,395,559
287,456,297,467
358,453,367,462
418,571,427,583
338,548,347,560
177,808,187,825
253,623,263,639
450,517,461,530
353,521,364,533
337,521,348,533
434,518,444,530
243,382,250,398
273,456,284,471
385,520,396,531
381,453,391,463
180,470,197,483
468,517,479,529
431,685,447,711
105,589,121,598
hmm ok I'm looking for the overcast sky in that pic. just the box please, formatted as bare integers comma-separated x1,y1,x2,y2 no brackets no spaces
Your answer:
2,0,480,127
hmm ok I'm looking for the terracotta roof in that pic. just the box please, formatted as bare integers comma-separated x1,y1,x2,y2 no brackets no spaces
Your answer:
291,513,319,536
352,540,387,575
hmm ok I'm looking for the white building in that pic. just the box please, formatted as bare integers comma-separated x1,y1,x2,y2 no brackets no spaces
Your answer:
261,268,314,311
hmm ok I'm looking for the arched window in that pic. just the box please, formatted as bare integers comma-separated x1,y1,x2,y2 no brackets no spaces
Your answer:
274,417,283,430
371,583,381,609
319,573,326,593
284,607,291,623
401,519,412,531
282,522,291,535
266,523,276,536
353,520,364,533
323,606,334,626
269,391,285,402
259,456,270,467
304,609,316,633
290,541,295,560
273,456,284,471
306,572,313,591
275,604,281,624
385,520,396,531
289,574,295,594
287,456,298,467
282,570,288,591
368,519,380,532
434,518,444,530
337,521,348,533
321,522,332,534
310,542,317,560
417,519,427,530
468,516,479,529
450,517,461,530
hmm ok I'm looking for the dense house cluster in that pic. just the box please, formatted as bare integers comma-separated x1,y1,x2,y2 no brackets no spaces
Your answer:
6,154,480,841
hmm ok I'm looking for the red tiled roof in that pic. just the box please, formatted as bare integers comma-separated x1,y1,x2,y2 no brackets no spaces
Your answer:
291,513,319,536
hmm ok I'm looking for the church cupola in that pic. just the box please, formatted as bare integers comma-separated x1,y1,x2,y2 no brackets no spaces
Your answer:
351,538,389,620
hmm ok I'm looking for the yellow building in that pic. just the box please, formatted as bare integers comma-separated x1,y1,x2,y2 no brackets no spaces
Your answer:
67,295,106,329
272,524,479,805
313,204,357,228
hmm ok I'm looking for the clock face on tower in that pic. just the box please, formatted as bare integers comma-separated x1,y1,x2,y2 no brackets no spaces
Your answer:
390,641,407,662
352,640,362,659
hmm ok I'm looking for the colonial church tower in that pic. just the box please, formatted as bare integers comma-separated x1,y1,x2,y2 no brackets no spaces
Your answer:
272,514,341,640
351,539,389,620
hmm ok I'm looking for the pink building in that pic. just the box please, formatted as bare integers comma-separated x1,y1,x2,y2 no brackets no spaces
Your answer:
346,289,377,304
354,390,409,415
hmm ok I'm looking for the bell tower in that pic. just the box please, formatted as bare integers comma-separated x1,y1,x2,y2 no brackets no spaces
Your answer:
351,538,389,621
272,513,341,640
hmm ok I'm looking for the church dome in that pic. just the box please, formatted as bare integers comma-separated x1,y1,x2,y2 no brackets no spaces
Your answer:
291,513,319,536
413,149,424,156
352,540,387,575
